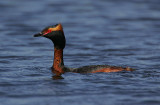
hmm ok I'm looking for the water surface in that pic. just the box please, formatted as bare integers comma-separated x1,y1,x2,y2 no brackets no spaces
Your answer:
0,0,160,105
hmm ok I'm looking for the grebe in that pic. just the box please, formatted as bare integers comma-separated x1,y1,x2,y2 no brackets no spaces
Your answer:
34,24,133,76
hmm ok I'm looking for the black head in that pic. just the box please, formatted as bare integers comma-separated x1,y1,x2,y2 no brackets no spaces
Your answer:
34,24,66,49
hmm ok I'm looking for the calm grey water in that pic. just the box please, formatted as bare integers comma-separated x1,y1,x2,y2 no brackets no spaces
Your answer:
0,0,160,105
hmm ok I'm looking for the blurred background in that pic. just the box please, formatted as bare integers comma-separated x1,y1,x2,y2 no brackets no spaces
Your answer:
0,0,160,105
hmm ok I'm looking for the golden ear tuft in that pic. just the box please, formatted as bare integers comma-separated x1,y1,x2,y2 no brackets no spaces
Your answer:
49,24,63,32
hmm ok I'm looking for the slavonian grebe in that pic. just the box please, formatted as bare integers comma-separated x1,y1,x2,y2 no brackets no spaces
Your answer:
34,24,133,76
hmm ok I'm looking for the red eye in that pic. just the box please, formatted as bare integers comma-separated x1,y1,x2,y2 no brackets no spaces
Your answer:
43,30,52,35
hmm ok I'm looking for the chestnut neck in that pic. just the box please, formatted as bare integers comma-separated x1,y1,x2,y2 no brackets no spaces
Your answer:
52,48,64,75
